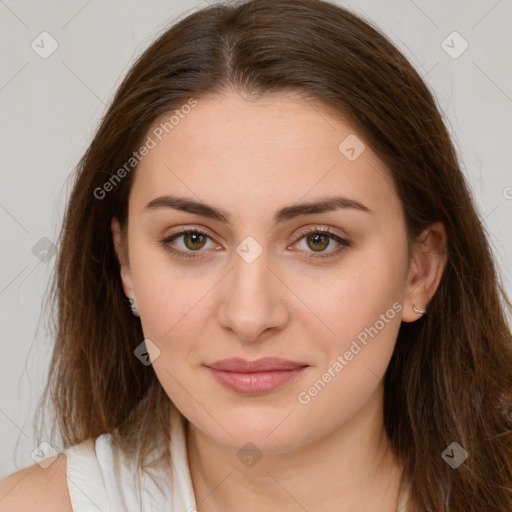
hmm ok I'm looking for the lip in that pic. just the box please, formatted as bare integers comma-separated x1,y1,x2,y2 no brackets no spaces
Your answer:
205,357,309,395
206,357,308,372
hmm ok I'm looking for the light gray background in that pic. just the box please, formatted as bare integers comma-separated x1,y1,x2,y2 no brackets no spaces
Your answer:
1,0,511,477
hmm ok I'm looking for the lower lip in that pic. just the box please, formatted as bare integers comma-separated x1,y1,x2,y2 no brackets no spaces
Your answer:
206,367,308,395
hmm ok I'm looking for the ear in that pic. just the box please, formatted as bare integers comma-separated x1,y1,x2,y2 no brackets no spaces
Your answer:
401,221,448,323
111,216,135,299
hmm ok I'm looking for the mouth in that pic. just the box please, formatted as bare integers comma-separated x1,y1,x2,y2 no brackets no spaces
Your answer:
204,357,309,395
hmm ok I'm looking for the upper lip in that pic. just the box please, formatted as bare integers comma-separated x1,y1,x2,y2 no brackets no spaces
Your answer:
206,357,309,372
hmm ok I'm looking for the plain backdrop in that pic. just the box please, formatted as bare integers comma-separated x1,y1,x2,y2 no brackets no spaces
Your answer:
1,0,511,477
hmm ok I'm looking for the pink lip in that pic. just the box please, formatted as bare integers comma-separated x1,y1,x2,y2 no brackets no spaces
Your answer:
206,357,308,372
205,357,309,395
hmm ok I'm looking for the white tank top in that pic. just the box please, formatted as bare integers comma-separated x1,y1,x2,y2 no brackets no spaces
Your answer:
63,407,197,512
64,408,412,511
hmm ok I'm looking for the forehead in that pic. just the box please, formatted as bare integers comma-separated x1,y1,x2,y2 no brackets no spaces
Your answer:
130,91,402,224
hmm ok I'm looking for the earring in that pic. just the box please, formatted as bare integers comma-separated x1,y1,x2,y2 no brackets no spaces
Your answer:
412,304,427,315
127,297,140,317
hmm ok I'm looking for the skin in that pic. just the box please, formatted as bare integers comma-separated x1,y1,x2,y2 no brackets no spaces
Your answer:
112,89,447,512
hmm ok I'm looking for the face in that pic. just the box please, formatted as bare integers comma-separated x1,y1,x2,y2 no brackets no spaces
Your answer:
112,90,431,454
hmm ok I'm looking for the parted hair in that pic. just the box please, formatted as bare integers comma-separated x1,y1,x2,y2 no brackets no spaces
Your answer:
34,0,512,510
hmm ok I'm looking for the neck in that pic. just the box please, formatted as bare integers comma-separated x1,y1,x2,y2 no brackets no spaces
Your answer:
185,384,403,512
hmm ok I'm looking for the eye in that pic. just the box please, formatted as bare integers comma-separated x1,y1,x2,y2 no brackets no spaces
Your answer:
290,226,351,260
159,227,220,259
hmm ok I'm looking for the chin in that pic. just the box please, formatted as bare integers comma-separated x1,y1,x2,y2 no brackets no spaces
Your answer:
201,412,310,454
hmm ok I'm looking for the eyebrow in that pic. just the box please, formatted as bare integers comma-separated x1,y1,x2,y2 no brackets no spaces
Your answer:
144,194,372,225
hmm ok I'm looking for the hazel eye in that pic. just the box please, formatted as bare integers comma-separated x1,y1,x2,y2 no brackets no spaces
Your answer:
291,227,351,260
160,228,219,259
303,232,331,252
179,232,208,251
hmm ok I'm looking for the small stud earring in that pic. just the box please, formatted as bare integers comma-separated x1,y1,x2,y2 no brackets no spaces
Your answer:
127,297,140,317
412,304,427,315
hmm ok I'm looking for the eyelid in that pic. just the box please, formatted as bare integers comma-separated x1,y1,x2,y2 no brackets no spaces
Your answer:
164,225,218,241
292,224,347,242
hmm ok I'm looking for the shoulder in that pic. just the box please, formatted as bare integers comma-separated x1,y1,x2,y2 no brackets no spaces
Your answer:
0,453,72,512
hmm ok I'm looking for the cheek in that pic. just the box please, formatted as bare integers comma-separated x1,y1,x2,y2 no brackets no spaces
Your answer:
127,229,215,338
132,261,213,410
293,272,403,439
300,281,401,399
292,242,405,404
297,246,405,352
136,271,216,350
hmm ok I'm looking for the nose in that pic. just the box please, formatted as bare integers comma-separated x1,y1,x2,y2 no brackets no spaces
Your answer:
217,247,290,343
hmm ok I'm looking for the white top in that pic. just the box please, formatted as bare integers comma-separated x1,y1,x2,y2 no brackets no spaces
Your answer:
64,407,197,512
64,408,412,511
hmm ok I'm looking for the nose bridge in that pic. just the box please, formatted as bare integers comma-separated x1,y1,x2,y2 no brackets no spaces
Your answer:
219,236,289,340
230,238,273,306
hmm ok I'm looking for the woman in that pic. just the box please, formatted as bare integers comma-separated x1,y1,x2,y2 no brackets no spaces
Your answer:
1,0,511,510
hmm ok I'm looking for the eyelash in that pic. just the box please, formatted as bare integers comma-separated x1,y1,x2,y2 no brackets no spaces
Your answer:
159,226,351,261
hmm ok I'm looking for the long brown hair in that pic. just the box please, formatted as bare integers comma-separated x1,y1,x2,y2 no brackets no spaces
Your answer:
34,0,512,509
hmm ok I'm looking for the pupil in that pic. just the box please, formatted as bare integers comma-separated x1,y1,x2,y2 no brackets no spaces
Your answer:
186,233,205,250
309,234,328,252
